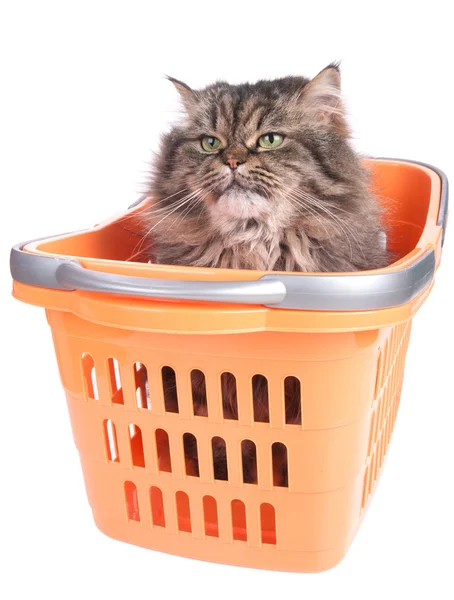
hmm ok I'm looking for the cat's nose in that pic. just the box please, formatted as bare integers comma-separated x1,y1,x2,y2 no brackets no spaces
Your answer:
225,157,244,170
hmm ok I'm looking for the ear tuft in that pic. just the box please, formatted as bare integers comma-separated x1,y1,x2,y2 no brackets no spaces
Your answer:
302,64,349,135
166,76,198,111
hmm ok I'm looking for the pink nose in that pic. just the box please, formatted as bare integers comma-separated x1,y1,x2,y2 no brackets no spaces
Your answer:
226,157,243,170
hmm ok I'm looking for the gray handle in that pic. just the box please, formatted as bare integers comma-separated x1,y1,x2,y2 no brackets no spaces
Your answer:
10,240,436,311
56,260,286,305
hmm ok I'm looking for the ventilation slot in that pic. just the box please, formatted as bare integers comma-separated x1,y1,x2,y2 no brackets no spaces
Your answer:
103,419,119,463
124,481,140,522
129,424,145,468
252,374,269,423
162,366,179,413
374,350,382,402
176,491,191,533
155,429,172,472
241,440,257,484
81,353,98,400
361,466,369,509
212,436,228,481
134,362,150,409
191,369,207,417
221,372,238,420
272,442,288,487
231,499,247,542
284,376,301,425
150,486,165,527
107,357,124,405
203,495,219,538
183,433,199,477
260,503,277,545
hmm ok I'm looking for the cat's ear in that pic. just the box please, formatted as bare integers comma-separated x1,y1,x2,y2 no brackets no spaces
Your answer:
302,64,349,135
167,76,198,112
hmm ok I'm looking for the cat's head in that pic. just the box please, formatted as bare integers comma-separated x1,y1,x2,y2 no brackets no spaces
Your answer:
151,64,355,234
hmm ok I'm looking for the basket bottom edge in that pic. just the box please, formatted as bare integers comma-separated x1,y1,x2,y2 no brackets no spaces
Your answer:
92,512,351,573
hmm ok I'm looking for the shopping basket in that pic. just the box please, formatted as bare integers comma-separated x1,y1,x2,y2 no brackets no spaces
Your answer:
10,158,448,572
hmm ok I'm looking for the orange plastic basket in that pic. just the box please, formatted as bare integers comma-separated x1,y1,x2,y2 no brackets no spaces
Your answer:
10,158,448,572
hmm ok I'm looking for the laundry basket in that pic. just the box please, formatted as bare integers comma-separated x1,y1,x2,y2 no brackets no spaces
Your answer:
10,158,448,573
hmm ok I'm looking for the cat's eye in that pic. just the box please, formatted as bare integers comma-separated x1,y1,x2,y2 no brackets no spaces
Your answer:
201,136,223,152
257,133,284,149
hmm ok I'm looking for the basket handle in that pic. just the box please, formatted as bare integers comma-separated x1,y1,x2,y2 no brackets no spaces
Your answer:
10,242,436,311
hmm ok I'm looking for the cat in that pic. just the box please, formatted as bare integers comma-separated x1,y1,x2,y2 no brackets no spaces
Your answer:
143,64,389,486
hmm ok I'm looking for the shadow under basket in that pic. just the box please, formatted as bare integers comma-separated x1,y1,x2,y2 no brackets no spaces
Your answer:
10,158,448,572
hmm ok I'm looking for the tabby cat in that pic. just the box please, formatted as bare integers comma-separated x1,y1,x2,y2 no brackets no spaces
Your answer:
144,64,389,485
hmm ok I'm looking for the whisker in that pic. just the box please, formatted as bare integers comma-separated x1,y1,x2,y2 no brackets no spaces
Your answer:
288,189,359,260
128,189,202,259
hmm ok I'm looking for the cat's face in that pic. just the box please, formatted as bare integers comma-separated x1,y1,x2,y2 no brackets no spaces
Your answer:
154,66,349,232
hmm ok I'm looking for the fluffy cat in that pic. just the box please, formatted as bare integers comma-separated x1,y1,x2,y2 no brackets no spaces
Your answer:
143,64,389,486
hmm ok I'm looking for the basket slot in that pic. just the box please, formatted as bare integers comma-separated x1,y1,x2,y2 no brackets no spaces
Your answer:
129,424,145,468
379,433,386,473
221,372,238,421
155,428,172,473
373,439,381,481
175,491,192,533
245,502,261,548
134,362,150,410
107,358,124,405
260,503,277,545
162,366,179,413
194,434,212,482
150,486,165,528
144,365,164,415
81,353,98,401
367,412,376,455
175,370,192,420
217,498,233,543
368,453,376,496
256,442,272,490
141,424,158,476
103,419,119,463
252,374,270,423
272,442,289,488
211,436,228,481
203,495,219,538
241,440,258,485
136,484,151,528
191,369,208,417
384,413,390,449
284,376,302,425
373,350,383,403
163,488,177,534
183,433,200,477
361,466,369,509
169,430,185,478
231,499,247,542
124,481,140,522
225,437,241,487
268,377,285,429
115,425,133,469
380,338,390,393
201,372,221,423
236,376,253,426
189,496,204,540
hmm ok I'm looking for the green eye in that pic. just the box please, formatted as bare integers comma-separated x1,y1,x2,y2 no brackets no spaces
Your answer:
201,136,223,152
258,133,284,149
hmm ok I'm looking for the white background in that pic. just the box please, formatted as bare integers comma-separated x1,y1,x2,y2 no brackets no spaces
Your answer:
1,2,453,599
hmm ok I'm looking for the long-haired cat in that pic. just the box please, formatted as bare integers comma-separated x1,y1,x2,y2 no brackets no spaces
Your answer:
143,64,389,486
